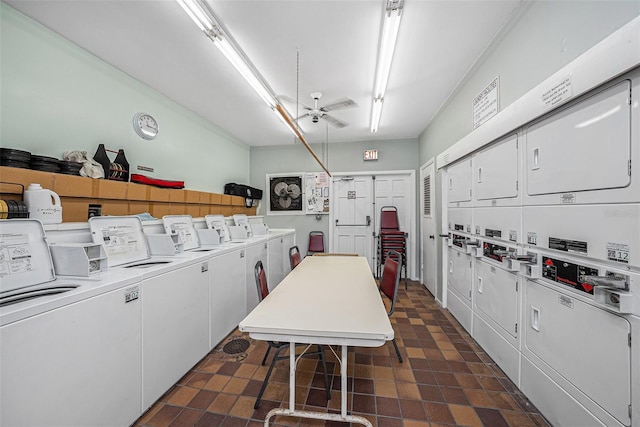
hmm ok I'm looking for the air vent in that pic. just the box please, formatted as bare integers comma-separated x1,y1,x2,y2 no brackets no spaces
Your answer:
423,175,431,216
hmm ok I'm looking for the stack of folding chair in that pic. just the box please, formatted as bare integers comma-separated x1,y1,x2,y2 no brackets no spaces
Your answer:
376,206,407,287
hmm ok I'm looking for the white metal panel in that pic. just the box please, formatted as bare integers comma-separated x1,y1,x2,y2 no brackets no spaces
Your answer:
446,289,472,334
524,281,631,425
474,260,519,340
521,356,611,427
267,235,285,288
142,262,210,410
523,204,640,268
525,80,631,197
447,207,473,234
474,206,522,244
447,157,473,205
210,247,246,348
474,134,519,203
448,248,472,302
1,285,142,427
473,314,520,385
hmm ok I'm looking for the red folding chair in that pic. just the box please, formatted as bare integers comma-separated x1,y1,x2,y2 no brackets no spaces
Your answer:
379,250,403,363
307,231,325,255
289,245,302,270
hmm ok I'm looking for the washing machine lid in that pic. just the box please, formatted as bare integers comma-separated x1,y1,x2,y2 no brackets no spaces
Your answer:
205,214,231,243
0,219,56,292
232,214,253,237
162,215,200,251
89,216,150,266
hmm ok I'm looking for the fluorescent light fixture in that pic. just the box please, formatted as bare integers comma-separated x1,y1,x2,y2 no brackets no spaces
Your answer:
175,0,276,108
370,98,384,133
273,107,300,138
215,38,277,108
370,0,403,132
176,0,330,174
176,0,213,32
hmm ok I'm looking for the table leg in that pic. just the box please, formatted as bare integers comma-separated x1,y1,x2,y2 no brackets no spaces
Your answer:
263,343,372,427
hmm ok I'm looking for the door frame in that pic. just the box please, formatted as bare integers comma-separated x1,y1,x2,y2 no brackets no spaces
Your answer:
329,170,416,279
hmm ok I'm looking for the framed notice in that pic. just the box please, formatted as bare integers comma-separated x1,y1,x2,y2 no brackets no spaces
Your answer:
473,76,499,129
304,172,330,214
267,174,304,214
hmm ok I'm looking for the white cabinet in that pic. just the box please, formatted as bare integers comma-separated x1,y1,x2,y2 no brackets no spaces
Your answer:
448,248,473,302
1,285,142,427
523,280,631,426
474,260,519,341
267,234,285,289
209,247,246,348
447,157,473,206
446,247,473,333
142,261,209,410
474,134,519,205
525,79,635,204
245,238,268,315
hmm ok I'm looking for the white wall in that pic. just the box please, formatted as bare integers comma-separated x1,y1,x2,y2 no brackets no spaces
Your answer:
0,3,250,193
418,1,640,302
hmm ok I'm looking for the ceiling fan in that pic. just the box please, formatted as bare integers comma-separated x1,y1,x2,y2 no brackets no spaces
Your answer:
280,92,357,128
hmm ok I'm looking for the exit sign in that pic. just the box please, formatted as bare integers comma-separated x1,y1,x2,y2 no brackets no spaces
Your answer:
364,149,378,161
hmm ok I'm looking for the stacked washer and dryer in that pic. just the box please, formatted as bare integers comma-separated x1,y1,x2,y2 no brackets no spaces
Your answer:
440,21,639,427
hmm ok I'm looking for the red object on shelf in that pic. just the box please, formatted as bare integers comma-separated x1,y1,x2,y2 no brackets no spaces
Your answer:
130,174,184,189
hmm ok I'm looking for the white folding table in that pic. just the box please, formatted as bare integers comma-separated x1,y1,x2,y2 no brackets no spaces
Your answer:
239,255,394,426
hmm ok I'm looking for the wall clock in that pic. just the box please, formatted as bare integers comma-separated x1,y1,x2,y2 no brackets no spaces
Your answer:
133,112,159,140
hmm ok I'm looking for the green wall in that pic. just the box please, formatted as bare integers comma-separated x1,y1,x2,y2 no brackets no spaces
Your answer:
0,3,249,193
250,138,419,255
418,1,640,301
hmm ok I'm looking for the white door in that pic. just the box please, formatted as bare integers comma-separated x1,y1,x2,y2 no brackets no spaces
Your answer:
331,176,374,268
374,174,412,277
421,161,437,296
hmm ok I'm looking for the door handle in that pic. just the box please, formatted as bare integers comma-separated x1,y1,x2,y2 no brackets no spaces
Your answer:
335,218,371,227
429,235,435,239
531,306,540,331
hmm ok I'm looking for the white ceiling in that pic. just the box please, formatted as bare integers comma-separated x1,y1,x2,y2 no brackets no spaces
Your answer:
5,0,522,147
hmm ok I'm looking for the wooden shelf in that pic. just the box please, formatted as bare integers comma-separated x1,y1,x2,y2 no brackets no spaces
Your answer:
0,166,256,222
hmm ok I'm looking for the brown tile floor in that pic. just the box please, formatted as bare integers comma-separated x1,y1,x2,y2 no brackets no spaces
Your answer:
135,281,550,427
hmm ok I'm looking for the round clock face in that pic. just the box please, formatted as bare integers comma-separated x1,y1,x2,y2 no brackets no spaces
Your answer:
133,112,159,140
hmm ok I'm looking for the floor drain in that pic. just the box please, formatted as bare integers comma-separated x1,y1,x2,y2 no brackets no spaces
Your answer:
222,338,250,355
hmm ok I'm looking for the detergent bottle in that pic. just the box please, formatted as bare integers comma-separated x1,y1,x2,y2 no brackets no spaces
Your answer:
24,183,63,224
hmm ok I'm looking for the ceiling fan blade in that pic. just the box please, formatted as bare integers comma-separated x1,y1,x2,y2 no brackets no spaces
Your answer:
278,95,312,111
320,97,358,112
322,114,348,128
294,111,312,121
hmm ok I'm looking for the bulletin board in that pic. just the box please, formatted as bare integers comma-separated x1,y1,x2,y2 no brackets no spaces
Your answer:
304,172,330,214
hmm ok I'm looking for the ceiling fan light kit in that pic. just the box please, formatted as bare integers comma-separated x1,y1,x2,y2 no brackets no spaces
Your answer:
370,0,404,132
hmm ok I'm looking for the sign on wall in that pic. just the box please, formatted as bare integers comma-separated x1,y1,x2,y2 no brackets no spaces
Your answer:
473,76,500,129
305,172,329,214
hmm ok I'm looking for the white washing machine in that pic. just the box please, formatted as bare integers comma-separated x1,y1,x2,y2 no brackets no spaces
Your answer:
0,219,143,427
88,215,210,411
